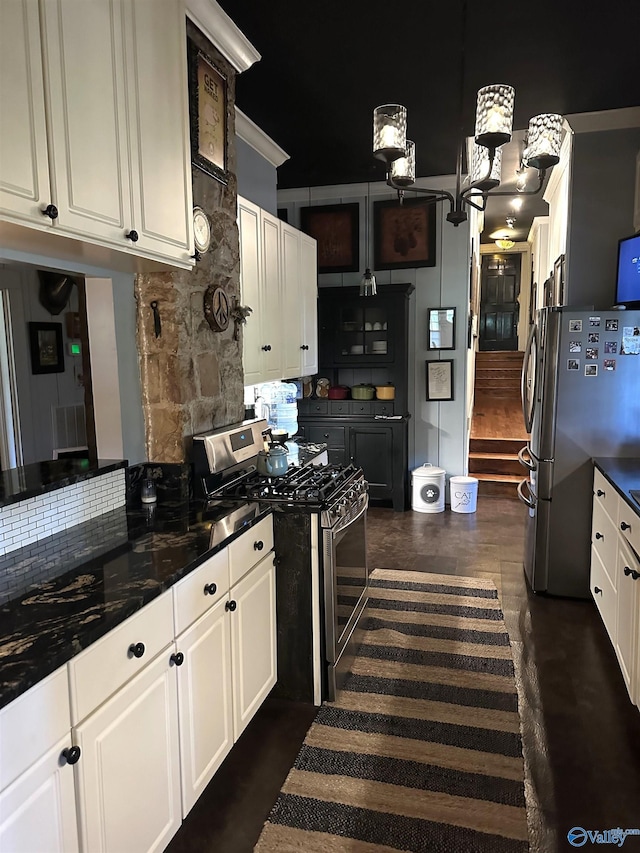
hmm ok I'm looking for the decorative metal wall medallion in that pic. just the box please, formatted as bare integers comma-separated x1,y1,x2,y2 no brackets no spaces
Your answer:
204,285,230,332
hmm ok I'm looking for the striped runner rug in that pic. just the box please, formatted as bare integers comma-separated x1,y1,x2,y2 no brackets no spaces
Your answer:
255,569,529,853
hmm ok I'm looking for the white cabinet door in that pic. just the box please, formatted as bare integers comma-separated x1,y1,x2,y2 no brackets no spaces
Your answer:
230,552,277,741
41,0,133,244
74,647,181,853
176,596,233,817
299,230,318,375
260,211,283,382
615,537,640,705
239,197,264,386
0,0,51,223
0,736,79,853
125,0,193,263
281,222,303,380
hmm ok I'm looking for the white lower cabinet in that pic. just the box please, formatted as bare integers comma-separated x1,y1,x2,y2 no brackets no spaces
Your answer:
73,646,182,853
176,596,233,817
0,735,79,853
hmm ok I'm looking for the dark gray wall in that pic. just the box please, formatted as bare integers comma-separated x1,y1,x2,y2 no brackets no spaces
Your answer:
566,128,640,310
236,137,278,215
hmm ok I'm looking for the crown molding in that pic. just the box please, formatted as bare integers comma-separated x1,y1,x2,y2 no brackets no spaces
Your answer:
185,0,260,73
235,108,289,167
565,106,640,134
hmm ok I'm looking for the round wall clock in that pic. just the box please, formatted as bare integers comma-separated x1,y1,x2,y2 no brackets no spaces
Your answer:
193,206,211,254
203,285,230,332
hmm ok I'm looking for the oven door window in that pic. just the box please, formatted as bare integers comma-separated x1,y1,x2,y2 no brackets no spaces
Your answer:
333,512,367,648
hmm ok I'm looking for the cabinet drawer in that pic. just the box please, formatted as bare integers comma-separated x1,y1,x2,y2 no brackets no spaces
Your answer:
593,468,617,523
618,500,640,557
0,665,70,792
374,401,395,415
350,401,373,415
329,400,349,415
305,400,328,415
173,548,229,636
307,425,346,447
591,498,618,582
591,547,617,643
228,515,274,588
68,589,174,725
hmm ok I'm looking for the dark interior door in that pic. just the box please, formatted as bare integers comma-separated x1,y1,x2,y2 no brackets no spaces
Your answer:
479,254,521,351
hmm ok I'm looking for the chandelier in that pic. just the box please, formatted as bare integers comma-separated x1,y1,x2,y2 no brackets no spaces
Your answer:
372,90,563,227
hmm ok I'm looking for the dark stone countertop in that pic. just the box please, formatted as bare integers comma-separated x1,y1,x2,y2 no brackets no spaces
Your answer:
0,458,128,507
0,497,271,710
593,458,640,517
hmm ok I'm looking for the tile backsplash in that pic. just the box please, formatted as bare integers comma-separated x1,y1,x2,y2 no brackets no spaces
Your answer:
0,469,126,557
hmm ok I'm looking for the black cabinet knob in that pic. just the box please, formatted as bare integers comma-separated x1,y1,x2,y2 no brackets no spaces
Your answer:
203,582,217,595
300,344,309,350
42,203,59,220
633,572,640,581
625,567,640,580
261,344,272,351
125,229,139,242
596,489,605,497
225,600,237,612
170,652,184,666
128,642,145,659
191,250,202,262
254,540,264,551
624,567,632,576
594,586,602,595
595,532,604,540
620,522,631,531
62,745,81,765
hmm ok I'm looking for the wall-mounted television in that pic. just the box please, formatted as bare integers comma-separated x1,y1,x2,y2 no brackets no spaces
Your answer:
615,232,640,308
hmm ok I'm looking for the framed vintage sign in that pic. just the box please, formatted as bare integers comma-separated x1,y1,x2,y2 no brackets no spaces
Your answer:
188,39,228,185
374,196,436,270
425,359,453,401
300,203,359,274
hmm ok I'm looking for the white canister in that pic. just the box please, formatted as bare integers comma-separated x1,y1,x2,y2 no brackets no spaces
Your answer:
411,464,446,513
450,476,479,513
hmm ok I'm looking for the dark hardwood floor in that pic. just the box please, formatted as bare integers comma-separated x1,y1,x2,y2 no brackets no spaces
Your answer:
168,498,640,853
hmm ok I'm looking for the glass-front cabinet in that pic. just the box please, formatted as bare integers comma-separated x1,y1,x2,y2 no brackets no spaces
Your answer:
333,302,393,362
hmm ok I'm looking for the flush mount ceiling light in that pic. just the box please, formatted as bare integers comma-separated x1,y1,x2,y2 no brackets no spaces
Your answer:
371,4,562,228
495,237,516,250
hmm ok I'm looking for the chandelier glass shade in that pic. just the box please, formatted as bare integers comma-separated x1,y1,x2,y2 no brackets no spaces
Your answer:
495,238,515,250
372,86,562,227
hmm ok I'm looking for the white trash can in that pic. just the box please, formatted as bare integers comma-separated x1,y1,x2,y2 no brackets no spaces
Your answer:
450,476,479,513
411,464,446,513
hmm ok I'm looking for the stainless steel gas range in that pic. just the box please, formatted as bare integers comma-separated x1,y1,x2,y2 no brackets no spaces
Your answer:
192,419,369,704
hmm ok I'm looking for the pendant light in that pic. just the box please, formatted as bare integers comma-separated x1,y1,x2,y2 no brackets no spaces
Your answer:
360,182,377,296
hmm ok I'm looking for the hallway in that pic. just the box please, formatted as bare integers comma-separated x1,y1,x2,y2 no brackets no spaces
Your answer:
168,500,640,853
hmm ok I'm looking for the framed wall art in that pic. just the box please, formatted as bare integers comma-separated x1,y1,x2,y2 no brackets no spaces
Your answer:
374,196,436,270
553,254,565,306
427,307,456,350
425,359,453,401
187,38,228,185
300,203,359,273
29,322,64,374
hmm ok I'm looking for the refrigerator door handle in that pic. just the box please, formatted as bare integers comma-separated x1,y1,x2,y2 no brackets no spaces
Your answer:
521,322,537,434
517,477,536,509
518,445,536,472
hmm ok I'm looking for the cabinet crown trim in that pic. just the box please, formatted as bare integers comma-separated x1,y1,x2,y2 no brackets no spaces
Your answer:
236,108,289,167
185,0,261,72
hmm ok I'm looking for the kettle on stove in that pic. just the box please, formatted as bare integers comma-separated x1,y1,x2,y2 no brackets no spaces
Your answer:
256,431,289,477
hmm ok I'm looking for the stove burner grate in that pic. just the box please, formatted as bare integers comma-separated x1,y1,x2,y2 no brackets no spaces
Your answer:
216,463,361,505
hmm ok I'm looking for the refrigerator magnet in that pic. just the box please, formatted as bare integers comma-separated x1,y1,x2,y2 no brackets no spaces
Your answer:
567,359,580,370
604,341,618,354
569,341,582,353
605,319,619,332
589,316,601,327
586,347,599,360
603,359,616,371
569,319,583,332
585,364,598,376
621,326,640,355
588,333,599,343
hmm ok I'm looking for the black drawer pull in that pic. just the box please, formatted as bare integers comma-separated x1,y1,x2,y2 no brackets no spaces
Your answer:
170,652,184,666
61,746,81,765
225,600,237,612
125,229,139,242
128,642,145,659
593,586,602,595
624,567,640,580
261,344,272,351
42,203,59,220
620,522,631,531
254,540,264,551
596,489,605,497
595,532,604,540
300,344,309,350
203,582,217,595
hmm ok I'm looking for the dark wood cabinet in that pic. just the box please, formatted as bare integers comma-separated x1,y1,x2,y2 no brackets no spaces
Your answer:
298,283,414,511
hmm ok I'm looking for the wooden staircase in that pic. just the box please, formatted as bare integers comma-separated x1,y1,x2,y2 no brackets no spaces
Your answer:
469,351,528,499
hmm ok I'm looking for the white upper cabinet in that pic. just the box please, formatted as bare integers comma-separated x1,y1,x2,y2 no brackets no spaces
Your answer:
238,195,318,385
0,0,194,270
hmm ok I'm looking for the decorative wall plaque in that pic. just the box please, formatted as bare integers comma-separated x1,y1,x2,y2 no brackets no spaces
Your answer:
204,285,230,332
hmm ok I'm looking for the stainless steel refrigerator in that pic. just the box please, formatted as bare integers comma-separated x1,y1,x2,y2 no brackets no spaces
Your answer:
518,306,640,597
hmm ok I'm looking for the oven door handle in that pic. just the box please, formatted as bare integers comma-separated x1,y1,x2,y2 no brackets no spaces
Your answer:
331,493,369,536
